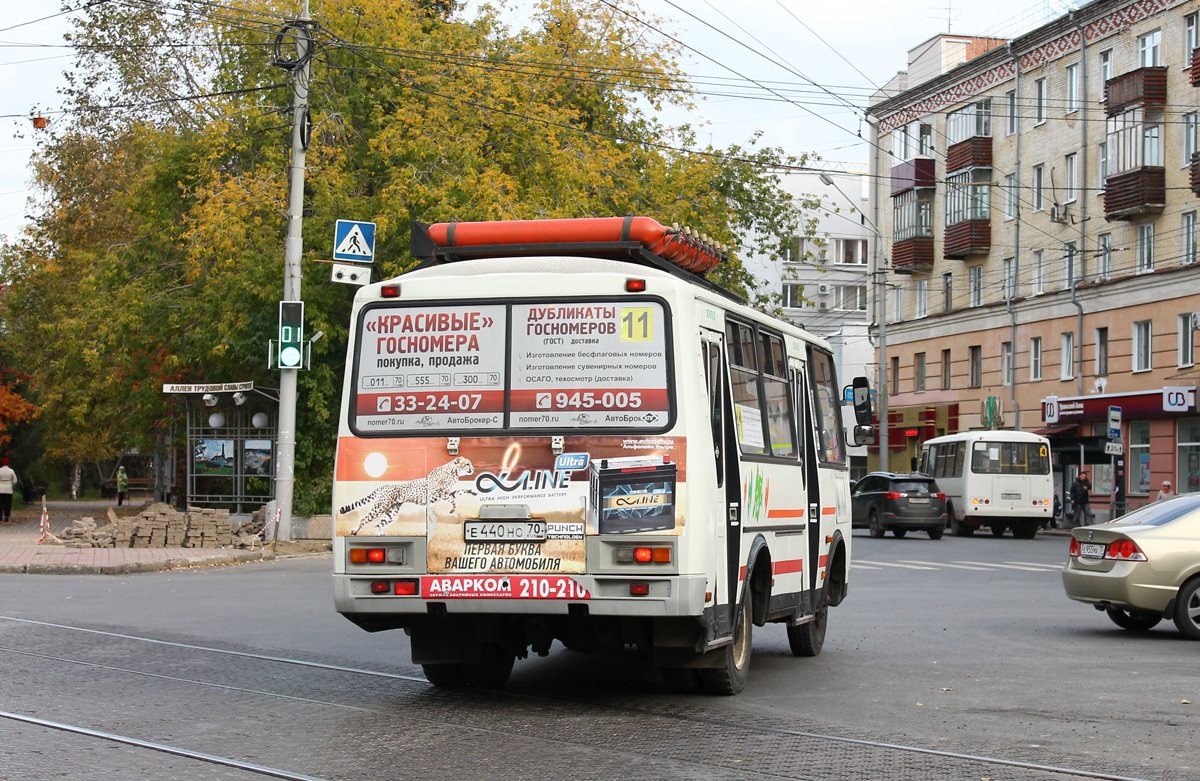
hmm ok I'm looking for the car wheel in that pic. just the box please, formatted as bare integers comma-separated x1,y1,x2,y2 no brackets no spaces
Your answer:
928,527,944,540
892,528,907,538
459,643,516,689
868,509,885,539
787,598,827,657
990,523,1006,537
1173,578,1200,640
700,583,753,694
421,663,464,688
1106,607,1162,632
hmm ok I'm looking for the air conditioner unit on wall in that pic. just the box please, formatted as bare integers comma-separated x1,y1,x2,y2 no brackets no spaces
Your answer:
1049,204,1068,224
1191,312,1200,330
818,283,831,295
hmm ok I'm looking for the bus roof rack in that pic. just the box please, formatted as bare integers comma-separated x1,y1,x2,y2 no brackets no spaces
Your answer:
409,217,744,304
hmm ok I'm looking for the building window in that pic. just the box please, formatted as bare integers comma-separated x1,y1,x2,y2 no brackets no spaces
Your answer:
783,283,804,308
968,345,982,388
1177,417,1200,494
946,100,992,145
1139,29,1162,67
1185,212,1198,265
1096,327,1109,376
1065,152,1077,202
1032,164,1045,210
1001,341,1013,386
1006,89,1017,135
893,189,933,241
1133,320,1153,372
1033,249,1045,294
915,279,927,318
915,352,926,392
1100,49,1114,83
1061,332,1075,380
1180,314,1196,368
1098,141,1108,186
1185,113,1197,167
837,285,867,311
835,238,868,265
1065,241,1081,286
1130,420,1152,494
945,169,990,226
1030,337,1043,381
891,120,933,162
891,285,902,323
1003,257,1015,300
1107,108,1164,175
1066,63,1079,112
968,265,982,307
1137,222,1155,273
941,348,951,390
1188,13,1199,60
1035,78,1047,124
1003,174,1017,219
890,355,899,395
1097,233,1112,279
942,272,953,313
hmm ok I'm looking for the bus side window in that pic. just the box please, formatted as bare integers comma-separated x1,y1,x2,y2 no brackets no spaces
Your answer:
704,339,725,486
760,333,795,458
952,443,965,476
790,365,806,475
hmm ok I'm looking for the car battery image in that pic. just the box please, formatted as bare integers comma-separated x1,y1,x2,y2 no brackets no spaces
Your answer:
588,455,677,534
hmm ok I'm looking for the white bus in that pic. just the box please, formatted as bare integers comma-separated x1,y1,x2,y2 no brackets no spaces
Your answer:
331,216,873,694
919,431,1053,539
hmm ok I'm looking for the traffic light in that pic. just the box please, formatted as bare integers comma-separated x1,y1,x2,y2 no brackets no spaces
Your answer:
278,301,304,369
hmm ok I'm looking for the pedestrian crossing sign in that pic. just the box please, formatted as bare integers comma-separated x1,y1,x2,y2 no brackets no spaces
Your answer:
333,220,376,262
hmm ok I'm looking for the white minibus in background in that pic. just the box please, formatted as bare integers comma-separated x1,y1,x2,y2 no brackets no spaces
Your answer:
331,216,874,694
919,431,1053,539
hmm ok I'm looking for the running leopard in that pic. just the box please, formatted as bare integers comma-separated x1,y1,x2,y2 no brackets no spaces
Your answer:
342,457,476,535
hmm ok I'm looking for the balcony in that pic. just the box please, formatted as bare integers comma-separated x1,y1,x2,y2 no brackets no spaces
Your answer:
945,137,992,173
1192,151,1200,197
1103,167,1165,221
1105,66,1168,116
1192,48,1200,87
891,158,936,196
943,220,991,259
891,236,934,274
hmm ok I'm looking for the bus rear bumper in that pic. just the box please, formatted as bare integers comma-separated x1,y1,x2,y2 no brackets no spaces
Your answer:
334,573,709,619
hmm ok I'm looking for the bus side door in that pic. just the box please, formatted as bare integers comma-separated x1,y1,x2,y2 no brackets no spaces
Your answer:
702,328,740,635
790,357,822,598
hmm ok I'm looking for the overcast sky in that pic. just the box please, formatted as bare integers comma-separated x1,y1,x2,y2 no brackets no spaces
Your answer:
0,0,1062,242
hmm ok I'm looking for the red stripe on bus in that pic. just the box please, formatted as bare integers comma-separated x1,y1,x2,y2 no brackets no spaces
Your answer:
773,559,804,575
766,509,804,519
739,566,746,582
821,506,837,515
819,554,829,568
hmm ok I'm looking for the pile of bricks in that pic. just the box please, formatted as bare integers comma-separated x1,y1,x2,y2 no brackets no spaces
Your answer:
49,505,264,549
182,507,233,548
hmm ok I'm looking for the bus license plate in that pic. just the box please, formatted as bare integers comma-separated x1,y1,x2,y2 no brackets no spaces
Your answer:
464,520,547,543
1001,492,1022,500
1080,542,1106,559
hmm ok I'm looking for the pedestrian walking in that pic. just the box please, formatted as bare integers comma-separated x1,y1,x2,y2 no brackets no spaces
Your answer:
1051,494,1062,529
1156,480,1176,501
1070,473,1094,527
0,458,17,524
116,465,129,507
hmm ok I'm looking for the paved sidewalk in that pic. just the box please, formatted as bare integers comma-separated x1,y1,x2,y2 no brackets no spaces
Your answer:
0,501,276,575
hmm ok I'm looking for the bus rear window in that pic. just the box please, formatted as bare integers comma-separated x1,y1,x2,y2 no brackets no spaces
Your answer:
350,300,671,434
970,441,1051,475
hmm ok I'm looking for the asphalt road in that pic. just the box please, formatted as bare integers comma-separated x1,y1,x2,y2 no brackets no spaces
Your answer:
0,530,1195,780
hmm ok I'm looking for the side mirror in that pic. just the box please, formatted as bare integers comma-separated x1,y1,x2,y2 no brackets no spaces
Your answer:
853,424,876,447
850,376,872,425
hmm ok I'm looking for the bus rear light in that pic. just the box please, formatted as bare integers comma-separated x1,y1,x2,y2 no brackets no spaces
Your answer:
652,547,671,563
367,548,386,563
625,278,647,292
1106,539,1147,561
370,581,390,594
617,546,670,563
393,579,418,596
380,284,400,298
635,547,653,562
630,583,650,596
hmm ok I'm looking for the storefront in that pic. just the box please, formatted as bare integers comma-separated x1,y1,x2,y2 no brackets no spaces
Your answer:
1040,387,1199,518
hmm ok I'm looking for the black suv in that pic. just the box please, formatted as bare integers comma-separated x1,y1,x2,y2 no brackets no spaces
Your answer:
851,472,947,540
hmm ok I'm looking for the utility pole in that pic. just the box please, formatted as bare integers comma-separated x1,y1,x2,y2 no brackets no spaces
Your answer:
275,3,312,542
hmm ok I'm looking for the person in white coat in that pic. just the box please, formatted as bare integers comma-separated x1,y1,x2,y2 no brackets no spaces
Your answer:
0,458,17,524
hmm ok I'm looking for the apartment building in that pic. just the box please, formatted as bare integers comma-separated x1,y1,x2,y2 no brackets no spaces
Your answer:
867,0,1200,515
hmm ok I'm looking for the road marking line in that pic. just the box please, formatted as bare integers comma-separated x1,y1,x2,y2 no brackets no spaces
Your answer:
1003,561,1063,570
898,560,990,571
854,560,938,570
954,561,1053,571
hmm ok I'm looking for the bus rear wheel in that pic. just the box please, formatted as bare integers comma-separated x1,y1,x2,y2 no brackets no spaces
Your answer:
787,601,827,657
460,643,515,689
700,586,753,695
949,507,974,537
1012,522,1038,540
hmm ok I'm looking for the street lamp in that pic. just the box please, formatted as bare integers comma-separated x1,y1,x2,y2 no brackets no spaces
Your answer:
817,171,888,470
